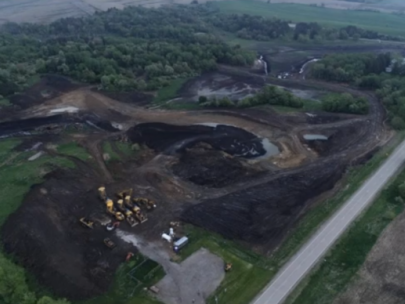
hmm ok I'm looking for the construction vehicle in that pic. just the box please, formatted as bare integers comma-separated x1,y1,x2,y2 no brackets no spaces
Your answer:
126,252,134,262
224,262,232,272
106,198,125,221
80,217,94,229
125,209,138,227
98,187,106,200
116,199,126,213
106,221,120,231
134,197,156,211
104,238,115,249
133,209,148,223
117,188,133,199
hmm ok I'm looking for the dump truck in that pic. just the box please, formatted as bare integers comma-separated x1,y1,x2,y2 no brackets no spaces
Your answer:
80,217,94,229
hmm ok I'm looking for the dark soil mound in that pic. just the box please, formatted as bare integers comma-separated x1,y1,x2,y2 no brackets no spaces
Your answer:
98,90,153,106
127,122,266,158
305,121,368,156
8,75,81,109
181,161,343,249
172,144,263,188
1,169,134,301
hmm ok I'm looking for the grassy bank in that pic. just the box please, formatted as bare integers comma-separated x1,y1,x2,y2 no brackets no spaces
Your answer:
213,1,405,37
80,254,164,304
286,160,405,304
153,78,189,105
0,138,77,304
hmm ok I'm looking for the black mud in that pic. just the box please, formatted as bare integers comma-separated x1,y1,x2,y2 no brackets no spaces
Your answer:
181,161,344,249
172,144,265,188
127,122,267,158
1,169,135,300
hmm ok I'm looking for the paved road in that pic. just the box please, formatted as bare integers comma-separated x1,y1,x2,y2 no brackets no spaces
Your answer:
252,139,405,304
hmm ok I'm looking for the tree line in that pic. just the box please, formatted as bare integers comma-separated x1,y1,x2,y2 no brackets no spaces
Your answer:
0,5,257,97
199,85,368,114
310,52,405,128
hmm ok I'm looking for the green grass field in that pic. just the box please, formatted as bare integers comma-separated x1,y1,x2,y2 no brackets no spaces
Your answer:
153,78,189,105
57,142,92,161
80,254,164,304
286,161,405,304
213,1,405,37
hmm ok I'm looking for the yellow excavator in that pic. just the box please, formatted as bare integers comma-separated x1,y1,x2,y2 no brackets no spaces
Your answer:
117,188,133,200
98,186,107,200
133,197,157,211
106,198,125,221
116,199,126,213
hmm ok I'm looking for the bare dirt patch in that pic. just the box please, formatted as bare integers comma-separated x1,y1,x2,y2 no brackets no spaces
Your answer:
333,211,405,304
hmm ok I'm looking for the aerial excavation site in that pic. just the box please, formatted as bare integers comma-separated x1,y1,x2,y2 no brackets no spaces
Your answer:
0,1,405,304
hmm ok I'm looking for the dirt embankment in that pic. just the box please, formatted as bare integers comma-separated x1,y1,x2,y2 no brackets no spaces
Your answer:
181,160,344,251
0,67,389,301
1,169,135,300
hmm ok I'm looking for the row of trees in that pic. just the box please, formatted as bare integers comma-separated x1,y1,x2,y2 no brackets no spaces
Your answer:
310,52,405,128
321,93,369,114
199,85,370,115
0,5,257,96
199,85,304,109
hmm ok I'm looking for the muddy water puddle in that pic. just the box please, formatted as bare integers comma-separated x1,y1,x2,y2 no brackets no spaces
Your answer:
304,134,329,141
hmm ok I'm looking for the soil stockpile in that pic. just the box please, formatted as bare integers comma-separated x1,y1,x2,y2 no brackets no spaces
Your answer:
1,169,134,300
127,122,267,158
172,144,264,188
181,160,344,249
333,211,405,304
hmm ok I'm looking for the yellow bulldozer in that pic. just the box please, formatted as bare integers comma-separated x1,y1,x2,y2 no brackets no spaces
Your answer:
125,209,138,227
80,217,94,229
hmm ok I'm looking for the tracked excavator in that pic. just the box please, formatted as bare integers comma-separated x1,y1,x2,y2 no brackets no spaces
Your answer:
134,197,157,210
116,199,127,213
131,198,148,223
106,198,125,221
98,187,107,200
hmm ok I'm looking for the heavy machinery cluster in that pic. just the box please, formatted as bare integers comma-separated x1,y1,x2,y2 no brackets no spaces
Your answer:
79,186,157,249
98,186,156,228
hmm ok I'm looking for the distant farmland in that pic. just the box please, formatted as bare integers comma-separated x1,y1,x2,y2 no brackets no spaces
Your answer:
213,1,405,37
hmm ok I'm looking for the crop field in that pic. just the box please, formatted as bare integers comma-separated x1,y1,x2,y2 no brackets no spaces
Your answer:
213,1,405,37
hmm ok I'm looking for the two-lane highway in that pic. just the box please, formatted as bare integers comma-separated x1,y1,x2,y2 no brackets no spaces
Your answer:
252,139,405,304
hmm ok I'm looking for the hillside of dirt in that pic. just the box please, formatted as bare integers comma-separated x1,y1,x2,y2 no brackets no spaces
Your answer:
0,54,391,301
333,211,405,304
